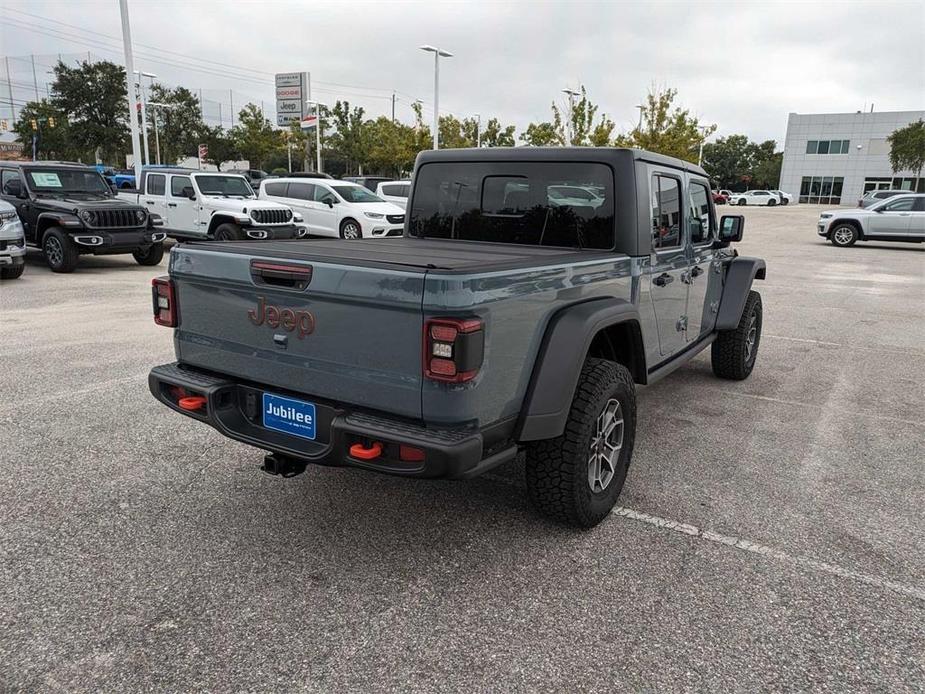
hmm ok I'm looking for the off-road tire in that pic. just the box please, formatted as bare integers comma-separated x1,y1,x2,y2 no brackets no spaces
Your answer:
340,218,362,239
132,242,164,266
712,290,762,380
524,358,636,528
42,228,79,273
214,223,244,241
0,263,25,280
830,223,858,247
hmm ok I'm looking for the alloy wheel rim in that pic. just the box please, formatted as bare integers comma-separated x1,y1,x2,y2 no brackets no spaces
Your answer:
46,236,62,265
588,398,624,493
834,228,852,245
344,224,359,239
745,313,758,362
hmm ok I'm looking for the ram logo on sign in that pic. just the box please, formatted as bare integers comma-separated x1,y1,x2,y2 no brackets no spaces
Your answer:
275,72,309,127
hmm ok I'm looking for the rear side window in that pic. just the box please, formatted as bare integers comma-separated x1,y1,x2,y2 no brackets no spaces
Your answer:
170,176,192,197
288,182,314,200
651,175,682,250
409,162,615,249
882,197,915,212
146,174,165,195
914,198,925,212
264,181,288,196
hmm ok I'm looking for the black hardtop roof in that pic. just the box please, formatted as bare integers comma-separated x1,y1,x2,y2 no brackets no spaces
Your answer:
13,161,96,170
415,146,709,177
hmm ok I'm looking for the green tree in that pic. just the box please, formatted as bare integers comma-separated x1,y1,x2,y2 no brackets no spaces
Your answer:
51,59,129,163
520,121,559,146
614,86,716,163
479,117,516,147
230,103,282,169
327,101,369,175
751,151,783,189
146,84,205,165
701,134,755,189
888,119,925,183
366,116,415,175
438,114,472,149
199,126,238,170
12,100,74,160
552,86,615,146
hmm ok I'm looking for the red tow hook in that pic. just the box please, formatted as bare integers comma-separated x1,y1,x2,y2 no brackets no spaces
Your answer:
349,442,383,460
178,395,207,412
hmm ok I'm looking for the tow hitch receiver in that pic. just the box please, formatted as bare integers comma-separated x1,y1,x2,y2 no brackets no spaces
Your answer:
261,452,308,478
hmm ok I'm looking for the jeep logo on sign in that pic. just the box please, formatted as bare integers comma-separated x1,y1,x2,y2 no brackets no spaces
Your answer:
248,296,315,338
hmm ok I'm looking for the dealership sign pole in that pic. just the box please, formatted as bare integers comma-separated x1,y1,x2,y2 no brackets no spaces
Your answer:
118,0,143,188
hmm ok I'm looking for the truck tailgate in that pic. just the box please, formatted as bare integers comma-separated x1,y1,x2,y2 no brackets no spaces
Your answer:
170,244,425,419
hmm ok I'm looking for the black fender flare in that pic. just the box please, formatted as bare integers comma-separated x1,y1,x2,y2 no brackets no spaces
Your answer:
36,212,81,239
516,298,642,442
715,256,766,330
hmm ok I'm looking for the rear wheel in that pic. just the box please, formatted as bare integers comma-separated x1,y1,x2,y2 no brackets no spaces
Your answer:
737,198,746,206
339,218,362,239
0,263,24,280
43,228,79,273
214,223,244,241
830,223,858,247
132,242,164,266
524,358,636,528
768,198,777,206
712,290,762,380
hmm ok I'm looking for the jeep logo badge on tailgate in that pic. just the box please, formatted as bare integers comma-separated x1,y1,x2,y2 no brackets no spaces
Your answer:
248,296,315,338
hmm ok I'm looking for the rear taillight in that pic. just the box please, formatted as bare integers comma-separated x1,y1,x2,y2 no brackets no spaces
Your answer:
424,317,484,383
152,276,177,327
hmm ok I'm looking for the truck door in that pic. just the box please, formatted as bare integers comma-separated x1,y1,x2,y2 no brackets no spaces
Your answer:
648,172,690,357
685,178,719,340
166,174,202,236
143,173,167,222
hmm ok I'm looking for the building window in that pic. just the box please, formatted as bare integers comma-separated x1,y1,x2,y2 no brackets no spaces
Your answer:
799,176,845,204
863,176,925,194
806,139,849,154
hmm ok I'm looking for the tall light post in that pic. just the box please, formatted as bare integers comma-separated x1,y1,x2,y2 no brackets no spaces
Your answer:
305,100,327,173
118,0,142,186
474,113,480,148
697,125,710,167
419,45,452,150
147,101,174,165
562,88,579,145
135,70,156,165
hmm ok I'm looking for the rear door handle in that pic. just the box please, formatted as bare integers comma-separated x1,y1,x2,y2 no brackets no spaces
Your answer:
145,200,155,205
653,273,674,287
167,203,177,207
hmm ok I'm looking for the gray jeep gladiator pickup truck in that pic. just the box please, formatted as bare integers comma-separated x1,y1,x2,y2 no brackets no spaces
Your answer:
148,147,766,527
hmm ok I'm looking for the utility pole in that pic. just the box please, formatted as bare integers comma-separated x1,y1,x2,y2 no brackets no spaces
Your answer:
119,0,143,186
229,89,234,127
4,58,15,122
30,55,39,100
474,113,481,147
391,92,396,123
199,88,204,121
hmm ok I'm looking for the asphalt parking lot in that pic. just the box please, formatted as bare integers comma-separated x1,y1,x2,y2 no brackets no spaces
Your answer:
1,204,923,691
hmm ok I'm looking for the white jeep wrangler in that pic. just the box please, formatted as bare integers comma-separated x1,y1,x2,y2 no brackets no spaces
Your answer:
120,169,306,240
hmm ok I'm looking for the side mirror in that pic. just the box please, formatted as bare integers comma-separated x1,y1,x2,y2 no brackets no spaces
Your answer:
719,215,744,243
325,199,334,208
5,179,24,198
183,187,196,200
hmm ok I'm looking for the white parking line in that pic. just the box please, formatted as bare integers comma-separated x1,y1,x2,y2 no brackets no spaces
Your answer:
613,507,925,603
480,473,925,603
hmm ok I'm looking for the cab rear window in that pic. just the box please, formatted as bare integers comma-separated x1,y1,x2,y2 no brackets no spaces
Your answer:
409,162,615,249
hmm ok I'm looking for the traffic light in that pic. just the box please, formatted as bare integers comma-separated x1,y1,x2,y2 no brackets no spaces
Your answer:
31,119,38,130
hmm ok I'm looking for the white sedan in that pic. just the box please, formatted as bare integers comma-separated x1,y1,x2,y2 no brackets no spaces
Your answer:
769,190,794,205
259,179,405,239
728,190,779,206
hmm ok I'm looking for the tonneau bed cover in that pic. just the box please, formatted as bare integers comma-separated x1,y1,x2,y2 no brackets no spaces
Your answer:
180,236,615,273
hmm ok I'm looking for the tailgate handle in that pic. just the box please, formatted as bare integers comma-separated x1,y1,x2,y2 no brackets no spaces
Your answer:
250,260,313,290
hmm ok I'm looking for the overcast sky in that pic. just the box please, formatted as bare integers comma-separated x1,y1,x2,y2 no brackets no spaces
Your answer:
2,0,923,144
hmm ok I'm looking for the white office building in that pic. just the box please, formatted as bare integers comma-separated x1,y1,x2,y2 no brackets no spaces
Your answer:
779,110,924,205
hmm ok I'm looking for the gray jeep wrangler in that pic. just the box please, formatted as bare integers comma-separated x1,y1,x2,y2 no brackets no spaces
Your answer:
148,147,766,528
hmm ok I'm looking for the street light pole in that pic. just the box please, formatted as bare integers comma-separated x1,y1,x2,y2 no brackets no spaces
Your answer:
148,102,173,165
118,0,142,187
474,113,480,148
419,45,453,150
562,88,579,146
135,71,156,166
697,125,709,167
306,100,327,173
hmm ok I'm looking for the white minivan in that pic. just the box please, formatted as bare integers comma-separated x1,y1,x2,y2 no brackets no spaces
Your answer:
375,180,411,210
259,178,405,239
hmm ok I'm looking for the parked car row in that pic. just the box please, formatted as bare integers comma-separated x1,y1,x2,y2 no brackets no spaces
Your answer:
719,190,794,206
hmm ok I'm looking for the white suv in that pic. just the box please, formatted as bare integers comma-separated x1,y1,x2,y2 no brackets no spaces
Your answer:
259,178,405,239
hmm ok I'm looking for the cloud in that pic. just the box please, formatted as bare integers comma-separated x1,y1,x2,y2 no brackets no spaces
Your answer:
2,0,922,146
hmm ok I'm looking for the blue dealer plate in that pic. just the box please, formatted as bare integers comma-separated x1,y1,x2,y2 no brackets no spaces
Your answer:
262,393,317,440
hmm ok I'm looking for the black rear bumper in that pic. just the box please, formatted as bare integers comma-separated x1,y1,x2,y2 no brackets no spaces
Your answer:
148,362,514,479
